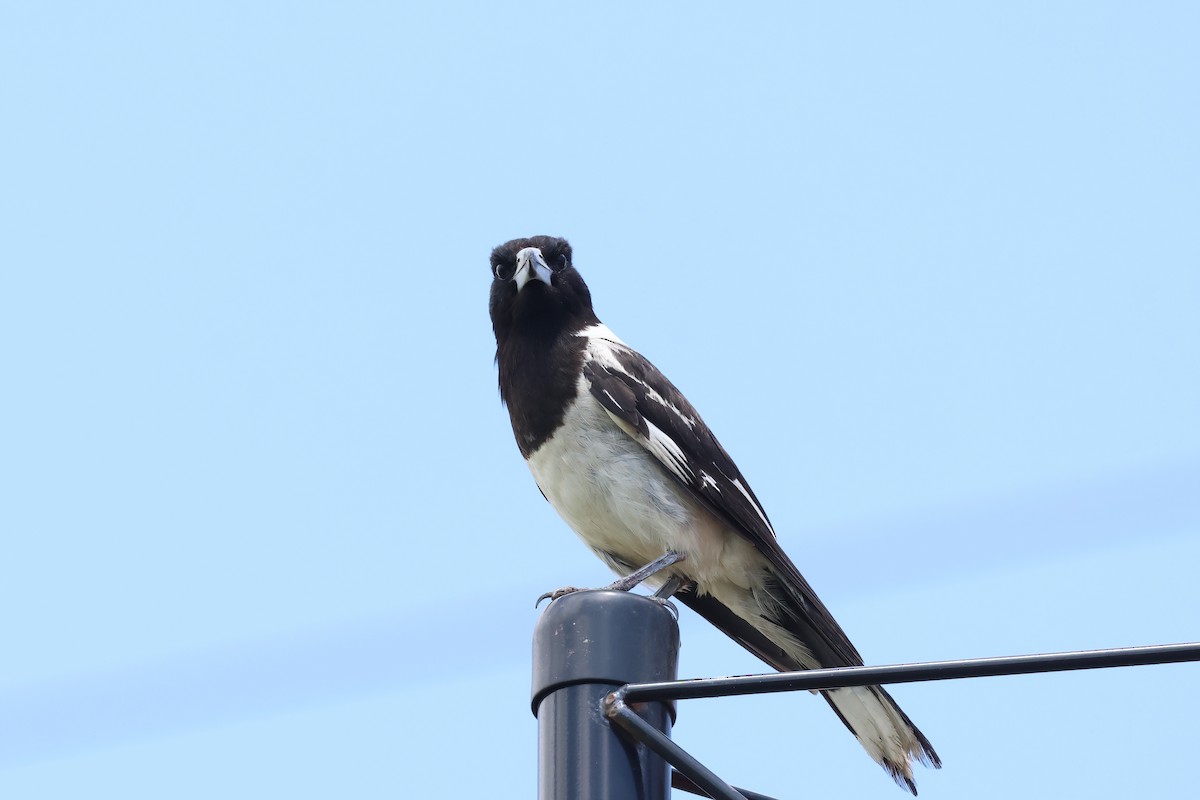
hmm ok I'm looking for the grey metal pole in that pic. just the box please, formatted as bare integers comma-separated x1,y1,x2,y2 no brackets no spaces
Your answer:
532,590,680,800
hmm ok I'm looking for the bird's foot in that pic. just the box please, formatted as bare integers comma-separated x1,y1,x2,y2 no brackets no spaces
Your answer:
535,552,687,608
646,575,686,619
535,586,585,608
648,595,681,619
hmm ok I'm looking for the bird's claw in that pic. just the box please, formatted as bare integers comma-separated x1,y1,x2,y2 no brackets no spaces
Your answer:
535,586,584,608
648,595,680,619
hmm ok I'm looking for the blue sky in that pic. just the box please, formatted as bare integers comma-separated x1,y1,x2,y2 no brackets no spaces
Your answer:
2,2,1197,798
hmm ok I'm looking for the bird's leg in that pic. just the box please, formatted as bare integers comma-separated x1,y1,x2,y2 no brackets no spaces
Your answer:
604,550,686,592
653,575,686,600
535,551,687,607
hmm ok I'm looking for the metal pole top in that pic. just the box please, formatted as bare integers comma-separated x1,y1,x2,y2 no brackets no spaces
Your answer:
531,590,681,717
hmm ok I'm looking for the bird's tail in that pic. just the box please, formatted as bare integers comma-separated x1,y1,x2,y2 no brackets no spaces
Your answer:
677,577,941,793
744,580,942,792
821,684,941,795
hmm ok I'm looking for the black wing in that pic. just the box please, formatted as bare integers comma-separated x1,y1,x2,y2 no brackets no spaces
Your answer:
582,341,866,668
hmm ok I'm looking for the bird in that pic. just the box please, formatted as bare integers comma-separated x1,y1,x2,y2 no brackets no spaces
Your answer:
488,235,941,793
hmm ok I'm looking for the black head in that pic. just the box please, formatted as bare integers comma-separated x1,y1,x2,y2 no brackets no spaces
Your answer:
489,235,598,344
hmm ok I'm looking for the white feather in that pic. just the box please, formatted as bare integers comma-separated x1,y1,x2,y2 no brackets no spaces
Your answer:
575,322,625,345
731,476,775,536
825,687,928,784
526,386,763,593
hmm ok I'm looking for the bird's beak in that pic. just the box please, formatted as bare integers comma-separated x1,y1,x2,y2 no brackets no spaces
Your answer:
514,247,553,291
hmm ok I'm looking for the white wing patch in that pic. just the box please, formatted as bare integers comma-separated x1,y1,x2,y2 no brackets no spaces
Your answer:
646,418,694,482
731,477,775,537
576,323,626,345
700,471,720,492
643,383,697,429
601,389,624,411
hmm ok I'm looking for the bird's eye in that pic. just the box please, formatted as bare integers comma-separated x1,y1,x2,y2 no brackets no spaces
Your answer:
553,253,569,272
494,262,515,281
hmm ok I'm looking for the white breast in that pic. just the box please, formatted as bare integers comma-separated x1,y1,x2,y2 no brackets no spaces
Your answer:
526,382,765,592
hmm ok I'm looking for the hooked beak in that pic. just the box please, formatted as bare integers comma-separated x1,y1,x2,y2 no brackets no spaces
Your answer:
514,247,553,291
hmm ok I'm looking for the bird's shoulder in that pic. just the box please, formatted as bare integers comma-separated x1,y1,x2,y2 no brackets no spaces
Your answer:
577,325,778,543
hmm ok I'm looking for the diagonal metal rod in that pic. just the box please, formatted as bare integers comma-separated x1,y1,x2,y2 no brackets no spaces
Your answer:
671,770,782,800
604,687,747,800
623,641,1200,703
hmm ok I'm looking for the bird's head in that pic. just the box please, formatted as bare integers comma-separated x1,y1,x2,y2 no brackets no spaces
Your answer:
489,235,597,342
